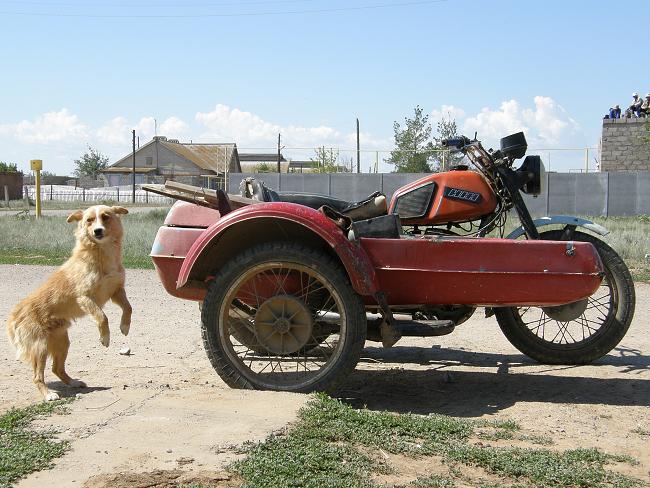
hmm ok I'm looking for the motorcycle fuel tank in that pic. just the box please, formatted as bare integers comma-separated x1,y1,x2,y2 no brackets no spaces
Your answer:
389,170,498,225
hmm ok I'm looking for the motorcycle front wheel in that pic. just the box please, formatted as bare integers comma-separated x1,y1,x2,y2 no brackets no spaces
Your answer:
494,230,635,364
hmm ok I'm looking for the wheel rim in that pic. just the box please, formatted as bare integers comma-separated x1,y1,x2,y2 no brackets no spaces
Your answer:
514,271,617,349
218,261,346,390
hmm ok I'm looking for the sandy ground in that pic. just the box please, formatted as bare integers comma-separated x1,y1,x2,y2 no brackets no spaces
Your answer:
0,265,648,486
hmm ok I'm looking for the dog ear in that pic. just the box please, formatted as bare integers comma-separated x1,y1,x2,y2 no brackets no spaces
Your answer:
66,210,83,223
111,206,129,215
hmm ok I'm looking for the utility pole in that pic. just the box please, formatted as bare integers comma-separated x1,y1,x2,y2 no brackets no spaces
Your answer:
132,129,136,203
356,118,360,173
277,133,282,173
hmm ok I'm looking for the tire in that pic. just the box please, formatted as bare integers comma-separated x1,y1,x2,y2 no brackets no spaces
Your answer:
495,230,635,364
200,241,367,393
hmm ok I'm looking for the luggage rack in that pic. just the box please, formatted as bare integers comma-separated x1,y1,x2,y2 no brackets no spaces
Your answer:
142,181,256,214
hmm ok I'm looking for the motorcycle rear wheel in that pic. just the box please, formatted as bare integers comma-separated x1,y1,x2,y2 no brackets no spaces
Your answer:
495,230,635,364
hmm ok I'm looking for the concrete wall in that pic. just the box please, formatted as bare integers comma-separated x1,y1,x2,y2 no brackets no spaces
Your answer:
600,118,650,171
229,171,650,217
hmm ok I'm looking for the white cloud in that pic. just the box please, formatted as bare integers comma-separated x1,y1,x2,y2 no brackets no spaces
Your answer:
96,116,130,145
0,109,88,144
430,104,466,122
462,96,579,147
195,104,348,148
159,116,189,138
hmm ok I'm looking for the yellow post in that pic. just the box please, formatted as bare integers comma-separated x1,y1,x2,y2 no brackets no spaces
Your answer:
30,159,42,218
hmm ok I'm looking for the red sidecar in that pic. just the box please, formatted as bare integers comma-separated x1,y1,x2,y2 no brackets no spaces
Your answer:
149,184,603,393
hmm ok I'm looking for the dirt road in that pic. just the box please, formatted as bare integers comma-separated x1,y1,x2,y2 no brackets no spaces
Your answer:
1,265,648,486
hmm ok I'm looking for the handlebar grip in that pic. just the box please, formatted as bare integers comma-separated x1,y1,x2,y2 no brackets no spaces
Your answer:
441,136,470,149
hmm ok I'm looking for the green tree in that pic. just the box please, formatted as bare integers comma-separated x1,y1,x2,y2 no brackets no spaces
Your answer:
431,117,463,171
311,147,340,173
255,162,272,173
0,161,19,172
386,106,436,173
73,146,109,178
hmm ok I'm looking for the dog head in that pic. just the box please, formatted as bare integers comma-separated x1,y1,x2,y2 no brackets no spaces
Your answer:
67,205,128,245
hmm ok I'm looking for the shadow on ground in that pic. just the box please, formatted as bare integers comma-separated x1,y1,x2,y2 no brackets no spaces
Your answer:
338,345,649,416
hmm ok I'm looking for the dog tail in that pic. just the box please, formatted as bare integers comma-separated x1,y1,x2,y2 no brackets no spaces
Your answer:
6,313,36,362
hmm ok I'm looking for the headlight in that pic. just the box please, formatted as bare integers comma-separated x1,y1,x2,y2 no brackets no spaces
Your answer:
518,155,542,196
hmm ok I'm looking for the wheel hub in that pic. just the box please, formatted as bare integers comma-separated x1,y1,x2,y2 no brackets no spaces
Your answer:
542,298,588,321
254,295,314,354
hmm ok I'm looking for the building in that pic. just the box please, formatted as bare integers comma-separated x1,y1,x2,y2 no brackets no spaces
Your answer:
103,136,242,188
600,118,650,171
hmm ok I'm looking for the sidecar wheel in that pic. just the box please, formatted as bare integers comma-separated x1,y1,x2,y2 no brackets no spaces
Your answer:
200,241,366,393
495,230,635,364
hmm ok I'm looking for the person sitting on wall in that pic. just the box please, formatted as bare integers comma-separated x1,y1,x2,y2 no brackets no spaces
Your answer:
641,94,650,117
625,92,643,117
607,105,621,119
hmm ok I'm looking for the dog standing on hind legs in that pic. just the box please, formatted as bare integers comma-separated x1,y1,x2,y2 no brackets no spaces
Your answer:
6,205,132,401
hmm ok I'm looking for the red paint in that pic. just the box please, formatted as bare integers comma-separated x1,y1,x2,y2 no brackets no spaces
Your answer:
389,171,498,225
152,202,604,307
175,202,380,297
163,200,221,228
360,237,603,306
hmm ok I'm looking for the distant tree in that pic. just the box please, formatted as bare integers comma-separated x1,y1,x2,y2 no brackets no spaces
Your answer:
40,170,57,178
431,117,463,171
73,146,109,178
311,147,340,173
0,161,19,172
386,106,436,173
255,162,272,173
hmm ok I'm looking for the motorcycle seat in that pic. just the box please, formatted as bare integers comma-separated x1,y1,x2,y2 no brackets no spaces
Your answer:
239,177,387,221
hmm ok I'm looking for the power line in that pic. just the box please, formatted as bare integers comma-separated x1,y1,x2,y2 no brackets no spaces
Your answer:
0,0,447,18
0,0,322,8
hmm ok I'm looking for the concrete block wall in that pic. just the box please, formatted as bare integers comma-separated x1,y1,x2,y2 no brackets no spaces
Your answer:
601,118,650,171
229,171,650,217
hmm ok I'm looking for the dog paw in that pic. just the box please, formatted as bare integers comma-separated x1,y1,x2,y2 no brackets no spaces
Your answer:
68,379,86,388
120,321,130,336
45,391,60,402
100,333,110,347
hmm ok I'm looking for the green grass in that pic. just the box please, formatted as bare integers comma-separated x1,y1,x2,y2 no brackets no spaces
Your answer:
231,394,642,488
0,198,169,211
0,209,167,269
0,400,72,487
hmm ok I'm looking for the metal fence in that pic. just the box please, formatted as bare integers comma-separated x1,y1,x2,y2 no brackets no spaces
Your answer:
23,186,173,205
228,171,650,217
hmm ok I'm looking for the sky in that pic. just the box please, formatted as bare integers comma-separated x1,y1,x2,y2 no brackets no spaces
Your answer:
0,0,648,175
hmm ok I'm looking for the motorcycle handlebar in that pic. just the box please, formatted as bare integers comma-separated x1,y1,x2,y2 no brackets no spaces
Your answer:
441,136,471,150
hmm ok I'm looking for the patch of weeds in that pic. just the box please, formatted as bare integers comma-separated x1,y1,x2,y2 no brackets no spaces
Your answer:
0,399,73,487
233,432,387,488
477,430,515,442
403,473,457,487
516,434,554,446
295,393,475,456
444,445,639,488
232,395,642,488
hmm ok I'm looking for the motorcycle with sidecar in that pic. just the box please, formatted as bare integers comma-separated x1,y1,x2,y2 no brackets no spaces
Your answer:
146,131,634,393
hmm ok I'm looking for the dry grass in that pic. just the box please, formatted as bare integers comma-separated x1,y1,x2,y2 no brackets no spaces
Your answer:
0,209,166,268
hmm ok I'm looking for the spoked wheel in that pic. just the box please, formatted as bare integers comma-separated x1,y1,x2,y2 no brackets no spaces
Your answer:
495,230,635,364
200,242,366,392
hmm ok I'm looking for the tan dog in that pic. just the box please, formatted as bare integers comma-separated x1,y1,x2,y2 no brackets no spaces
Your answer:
6,205,132,401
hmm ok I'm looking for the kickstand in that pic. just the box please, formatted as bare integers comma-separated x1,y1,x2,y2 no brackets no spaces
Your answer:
374,291,401,347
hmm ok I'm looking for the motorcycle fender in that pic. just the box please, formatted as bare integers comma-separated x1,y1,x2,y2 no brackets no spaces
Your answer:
176,202,380,297
506,215,609,240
